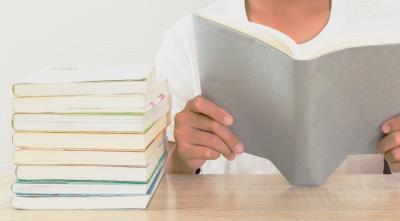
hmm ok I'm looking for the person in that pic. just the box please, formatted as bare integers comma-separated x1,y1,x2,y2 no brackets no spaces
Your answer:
155,0,400,174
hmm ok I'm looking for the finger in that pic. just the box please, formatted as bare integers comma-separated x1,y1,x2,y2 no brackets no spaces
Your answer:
187,95,234,126
188,129,236,161
378,131,400,154
389,162,400,172
381,115,400,134
176,143,221,160
385,147,400,163
181,112,244,154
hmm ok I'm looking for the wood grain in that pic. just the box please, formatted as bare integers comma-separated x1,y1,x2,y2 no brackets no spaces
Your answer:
1,174,400,221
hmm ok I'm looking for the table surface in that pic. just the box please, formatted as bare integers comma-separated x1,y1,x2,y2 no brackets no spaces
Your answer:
1,174,400,221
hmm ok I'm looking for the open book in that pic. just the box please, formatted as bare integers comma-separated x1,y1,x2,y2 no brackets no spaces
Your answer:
197,13,400,60
194,13,400,186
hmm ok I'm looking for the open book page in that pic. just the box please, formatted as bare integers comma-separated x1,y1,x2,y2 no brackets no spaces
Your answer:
198,12,400,60
17,64,154,84
197,12,298,58
312,32,400,58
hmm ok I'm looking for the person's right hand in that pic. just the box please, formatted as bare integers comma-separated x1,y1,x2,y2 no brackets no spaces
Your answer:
170,95,244,173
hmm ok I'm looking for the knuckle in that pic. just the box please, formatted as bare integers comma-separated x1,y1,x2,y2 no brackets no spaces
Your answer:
211,154,221,160
175,112,191,126
174,112,185,124
226,132,237,143
393,132,400,144
174,127,186,140
209,135,220,146
210,121,220,132
193,95,203,101
192,96,204,110
219,127,237,146
207,151,220,160
178,142,192,154
393,150,400,161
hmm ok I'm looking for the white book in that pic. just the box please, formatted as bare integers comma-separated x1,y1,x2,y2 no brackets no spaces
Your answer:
13,133,166,166
12,80,169,114
12,158,165,195
11,168,165,210
15,134,166,182
12,115,170,151
12,96,170,133
13,65,156,97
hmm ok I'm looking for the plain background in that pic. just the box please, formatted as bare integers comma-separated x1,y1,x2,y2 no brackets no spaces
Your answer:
0,0,215,175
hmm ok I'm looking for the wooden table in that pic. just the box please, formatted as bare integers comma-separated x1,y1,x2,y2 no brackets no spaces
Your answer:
1,174,400,221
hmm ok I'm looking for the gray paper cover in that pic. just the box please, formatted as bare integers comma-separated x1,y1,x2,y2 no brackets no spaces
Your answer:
193,15,400,186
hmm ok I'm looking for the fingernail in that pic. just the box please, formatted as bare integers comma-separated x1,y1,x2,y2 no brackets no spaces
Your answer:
235,143,244,154
222,116,233,126
382,124,391,134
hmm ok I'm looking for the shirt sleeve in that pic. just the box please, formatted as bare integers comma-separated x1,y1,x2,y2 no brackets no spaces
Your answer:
154,16,198,142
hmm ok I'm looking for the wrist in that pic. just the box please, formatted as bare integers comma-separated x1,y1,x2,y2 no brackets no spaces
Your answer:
166,142,201,174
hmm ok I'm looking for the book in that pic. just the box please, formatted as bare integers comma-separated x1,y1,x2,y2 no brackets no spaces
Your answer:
196,13,400,59
11,168,165,209
10,64,171,210
12,96,170,133
12,80,169,114
15,134,166,182
13,132,166,166
12,157,165,195
194,13,400,186
12,114,170,151
13,65,156,97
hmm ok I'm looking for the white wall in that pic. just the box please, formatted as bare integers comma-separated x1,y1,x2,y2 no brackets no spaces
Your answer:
0,0,215,174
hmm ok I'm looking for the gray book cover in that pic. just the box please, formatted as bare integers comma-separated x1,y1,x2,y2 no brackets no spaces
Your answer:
193,15,400,186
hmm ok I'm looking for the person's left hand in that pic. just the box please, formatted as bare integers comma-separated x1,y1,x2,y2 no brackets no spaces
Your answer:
378,115,400,172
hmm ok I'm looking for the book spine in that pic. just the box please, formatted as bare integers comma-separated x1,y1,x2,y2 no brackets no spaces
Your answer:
288,60,323,186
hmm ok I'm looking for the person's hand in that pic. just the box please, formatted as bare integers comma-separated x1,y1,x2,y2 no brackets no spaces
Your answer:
378,115,400,172
168,95,244,173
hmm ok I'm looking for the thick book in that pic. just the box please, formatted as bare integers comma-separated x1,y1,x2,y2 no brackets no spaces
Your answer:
12,96,170,133
13,132,166,166
12,80,169,114
12,157,165,195
13,65,156,97
13,114,170,151
11,168,165,210
194,13,400,186
15,134,166,182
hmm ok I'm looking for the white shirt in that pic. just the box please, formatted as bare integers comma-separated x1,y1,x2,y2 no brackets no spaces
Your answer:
155,0,400,174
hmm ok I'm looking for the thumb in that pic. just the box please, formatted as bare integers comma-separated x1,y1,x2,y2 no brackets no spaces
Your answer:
381,115,400,134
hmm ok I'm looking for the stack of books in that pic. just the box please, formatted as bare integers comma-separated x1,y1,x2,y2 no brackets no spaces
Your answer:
10,65,170,209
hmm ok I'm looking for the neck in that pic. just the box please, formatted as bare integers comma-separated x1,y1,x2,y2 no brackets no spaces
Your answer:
246,0,330,14
245,0,332,44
